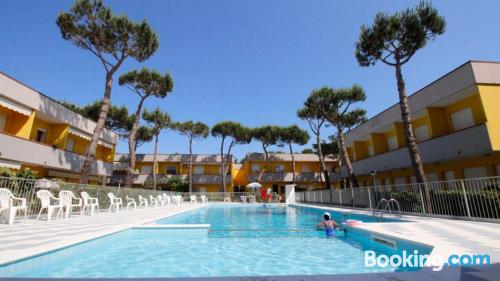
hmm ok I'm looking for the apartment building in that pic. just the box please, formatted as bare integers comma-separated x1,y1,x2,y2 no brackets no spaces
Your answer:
343,61,500,186
111,154,233,192
233,153,340,193
0,72,117,184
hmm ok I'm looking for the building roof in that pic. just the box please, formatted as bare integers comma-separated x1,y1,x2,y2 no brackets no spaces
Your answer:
344,60,500,144
244,153,337,162
114,153,231,163
0,71,117,144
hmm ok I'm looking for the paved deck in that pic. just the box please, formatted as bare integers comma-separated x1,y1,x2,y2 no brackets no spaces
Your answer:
1,203,499,281
0,204,203,265
294,203,500,263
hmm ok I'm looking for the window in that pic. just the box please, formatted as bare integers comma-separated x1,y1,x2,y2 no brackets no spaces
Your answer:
65,137,75,151
426,173,439,182
166,166,176,175
444,171,455,181
0,112,6,132
198,187,206,193
444,170,456,188
368,145,374,156
140,165,152,174
409,176,416,184
414,125,430,142
463,167,487,179
275,164,284,173
193,166,204,175
387,136,398,151
301,164,310,173
36,128,47,143
251,164,260,172
451,108,474,131
394,177,406,185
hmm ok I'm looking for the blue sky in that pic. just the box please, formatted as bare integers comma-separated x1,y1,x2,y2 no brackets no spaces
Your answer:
1,0,499,161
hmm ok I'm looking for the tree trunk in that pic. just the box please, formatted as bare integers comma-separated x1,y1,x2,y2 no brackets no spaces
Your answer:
220,137,226,192
316,134,331,189
395,61,432,213
262,144,269,170
80,72,113,184
152,133,159,190
338,129,358,187
289,143,296,184
126,97,147,188
189,137,193,194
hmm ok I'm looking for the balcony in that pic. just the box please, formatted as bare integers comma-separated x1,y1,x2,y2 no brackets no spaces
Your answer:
109,174,232,185
348,124,493,175
0,132,113,176
248,172,339,183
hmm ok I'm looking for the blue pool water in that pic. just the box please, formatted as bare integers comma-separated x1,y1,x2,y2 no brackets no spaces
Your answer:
0,204,431,278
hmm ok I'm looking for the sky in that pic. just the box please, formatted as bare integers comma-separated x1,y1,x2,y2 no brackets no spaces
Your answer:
1,0,500,161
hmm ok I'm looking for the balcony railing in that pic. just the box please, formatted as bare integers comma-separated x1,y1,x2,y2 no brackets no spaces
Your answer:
247,172,340,183
295,176,500,223
0,132,113,176
348,124,493,175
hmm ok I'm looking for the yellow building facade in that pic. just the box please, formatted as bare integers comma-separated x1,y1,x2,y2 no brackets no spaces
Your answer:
0,72,117,183
233,153,339,194
343,61,500,186
111,154,233,192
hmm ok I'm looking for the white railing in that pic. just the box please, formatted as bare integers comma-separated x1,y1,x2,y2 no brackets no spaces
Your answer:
0,177,263,218
295,176,500,222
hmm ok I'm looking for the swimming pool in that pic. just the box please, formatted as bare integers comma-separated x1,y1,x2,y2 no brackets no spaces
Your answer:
0,204,431,278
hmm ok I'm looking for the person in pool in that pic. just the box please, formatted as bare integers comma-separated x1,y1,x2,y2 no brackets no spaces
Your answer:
317,212,338,238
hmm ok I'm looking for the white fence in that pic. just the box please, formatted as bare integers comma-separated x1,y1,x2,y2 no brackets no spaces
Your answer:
0,177,259,217
295,176,500,222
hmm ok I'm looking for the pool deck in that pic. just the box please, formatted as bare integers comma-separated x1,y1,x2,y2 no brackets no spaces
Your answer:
1,203,499,281
293,203,500,264
0,204,204,265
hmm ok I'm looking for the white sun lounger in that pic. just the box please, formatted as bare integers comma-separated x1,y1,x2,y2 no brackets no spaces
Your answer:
190,195,197,204
107,193,123,212
201,195,208,204
80,191,99,215
0,188,27,225
36,190,62,221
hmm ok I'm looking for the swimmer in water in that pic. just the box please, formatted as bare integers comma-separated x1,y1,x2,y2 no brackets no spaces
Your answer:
316,212,338,238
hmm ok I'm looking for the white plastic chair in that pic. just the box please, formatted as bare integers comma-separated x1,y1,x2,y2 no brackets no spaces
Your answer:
0,188,27,225
126,196,137,210
107,193,123,212
149,195,160,207
138,195,149,208
80,191,99,215
190,195,197,204
157,195,166,206
163,194,171,205
201,195,208,204
58,190,83,219
172,195,182,205
36,190,62,221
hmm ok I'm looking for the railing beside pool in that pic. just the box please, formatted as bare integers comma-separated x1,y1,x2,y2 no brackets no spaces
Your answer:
295,176,500,223
0,176,270,218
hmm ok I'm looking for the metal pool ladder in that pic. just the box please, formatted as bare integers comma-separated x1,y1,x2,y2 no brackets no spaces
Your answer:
372,199,401,222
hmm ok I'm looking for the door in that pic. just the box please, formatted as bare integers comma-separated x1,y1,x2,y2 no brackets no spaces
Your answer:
65,137,75,152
